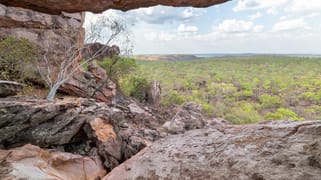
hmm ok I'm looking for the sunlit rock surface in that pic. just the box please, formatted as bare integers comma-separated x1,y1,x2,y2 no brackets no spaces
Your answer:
0,144,106,180
105,120,321,180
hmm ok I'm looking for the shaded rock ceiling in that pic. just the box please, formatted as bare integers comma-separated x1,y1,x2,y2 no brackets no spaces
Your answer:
0,0,229,14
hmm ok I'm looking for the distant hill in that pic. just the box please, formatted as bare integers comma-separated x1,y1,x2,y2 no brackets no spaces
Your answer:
133,54,198,61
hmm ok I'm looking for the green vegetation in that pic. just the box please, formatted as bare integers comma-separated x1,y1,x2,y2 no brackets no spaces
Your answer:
122,56,321,124
0,37,39,82
96,57,137,83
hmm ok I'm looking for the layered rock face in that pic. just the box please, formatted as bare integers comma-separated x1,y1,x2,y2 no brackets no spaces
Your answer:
0,0,229,14
0,4,116,103
0,97,162,173
105,120,321,180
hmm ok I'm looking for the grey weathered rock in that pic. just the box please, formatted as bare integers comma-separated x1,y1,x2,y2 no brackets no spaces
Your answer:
105,120,321,180
163,102,206,134
0,80,24,97
0,96,161,171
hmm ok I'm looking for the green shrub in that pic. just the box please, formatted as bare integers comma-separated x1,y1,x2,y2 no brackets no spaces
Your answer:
259,94,281,108
225,103,260,124
161,90,185,106
97,57,137,83
201,103,215,116
125,76,150,103
0,37,39,82
264,108,304,120
233,90,254,99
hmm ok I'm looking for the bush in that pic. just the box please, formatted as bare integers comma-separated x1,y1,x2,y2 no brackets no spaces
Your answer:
225,103,260,124
0,37,39,82
161,90,185,106
97,57,137,83
264,108,304,120
123,76,150,103
258,94,281,108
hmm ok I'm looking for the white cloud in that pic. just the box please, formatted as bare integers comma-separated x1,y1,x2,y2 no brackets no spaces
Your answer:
249,12,262,20
272,18,310,32
233,0,288,11
123,6,205,25
267,8,278,15
144,32,176,41
254,25,264,32
182,7,205,19
303,13,320,18
177,24,198,33
287,0,321,13
216,19,254,33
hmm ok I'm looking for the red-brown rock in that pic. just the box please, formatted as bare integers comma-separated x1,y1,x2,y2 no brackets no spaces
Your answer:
0,144,106,180
0,0,229,14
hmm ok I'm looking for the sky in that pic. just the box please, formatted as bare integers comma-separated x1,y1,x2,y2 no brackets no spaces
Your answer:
84,0,321,55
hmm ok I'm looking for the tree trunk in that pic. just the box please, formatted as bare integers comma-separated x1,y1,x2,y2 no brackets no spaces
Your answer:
46,83,61,101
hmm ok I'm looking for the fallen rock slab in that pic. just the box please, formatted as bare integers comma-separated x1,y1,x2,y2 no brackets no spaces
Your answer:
104,120,321,180
0,144,106,180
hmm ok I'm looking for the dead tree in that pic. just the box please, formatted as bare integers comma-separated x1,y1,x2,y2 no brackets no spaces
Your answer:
37,14,130,101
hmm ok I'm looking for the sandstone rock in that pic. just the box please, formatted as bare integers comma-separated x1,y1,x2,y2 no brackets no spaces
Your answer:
0,80,24,97
61,62,116,103
82,43,120,61
0,4,116,103
0,0,229,14
163,102,206,134
105,120,321,180
83,117,123,171
0,144,106,180
0,96,162,171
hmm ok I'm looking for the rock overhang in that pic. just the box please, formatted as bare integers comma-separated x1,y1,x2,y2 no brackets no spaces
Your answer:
0,0,230,14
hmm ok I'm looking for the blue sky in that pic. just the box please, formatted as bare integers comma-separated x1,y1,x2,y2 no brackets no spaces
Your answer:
85,0,321,55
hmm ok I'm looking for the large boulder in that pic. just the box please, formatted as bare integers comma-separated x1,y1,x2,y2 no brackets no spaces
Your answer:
0,96,162,171
0,0,229,14
104,120,321,180
82,43,120,61
60,62,116,103
0,144,106,180
163,102,207,134
0,80,24,97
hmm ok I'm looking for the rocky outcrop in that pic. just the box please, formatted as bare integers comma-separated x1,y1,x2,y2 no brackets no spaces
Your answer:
60,62,116,103
0,144,106,180
82,43,120,61
0,4,116,103
105,120,321,180
0,0,229,14
0,96,162,172
0,80,24,97
163,102,206,134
